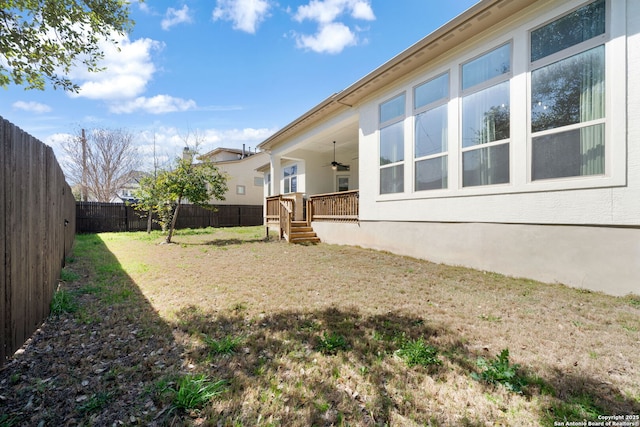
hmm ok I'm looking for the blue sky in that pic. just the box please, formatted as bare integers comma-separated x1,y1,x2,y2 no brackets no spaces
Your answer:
1,0,478,170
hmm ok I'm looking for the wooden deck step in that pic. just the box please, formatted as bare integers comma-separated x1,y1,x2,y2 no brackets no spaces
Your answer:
289,222,320,244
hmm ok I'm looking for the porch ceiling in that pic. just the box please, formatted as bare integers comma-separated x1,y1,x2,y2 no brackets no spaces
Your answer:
278,110,359,158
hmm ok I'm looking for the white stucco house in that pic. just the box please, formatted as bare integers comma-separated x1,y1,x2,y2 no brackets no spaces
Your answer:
199,147,267,206
258,0,639,296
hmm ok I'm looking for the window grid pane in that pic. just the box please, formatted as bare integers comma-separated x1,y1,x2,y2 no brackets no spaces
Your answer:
380,121,404,165
462,43,511,90
531,0,605,62
380,94,406,124
531,46,605,133
415,156,448,191
415,73,449,110
380,164,404,194
462,81,510,148
532,124,604,180
463,143,510,187
415,104,448,158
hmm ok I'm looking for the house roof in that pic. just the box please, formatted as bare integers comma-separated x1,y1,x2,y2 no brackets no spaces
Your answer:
199,147,261,162
257,0,540,151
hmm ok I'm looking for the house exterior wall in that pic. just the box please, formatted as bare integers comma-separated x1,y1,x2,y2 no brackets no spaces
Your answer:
358,0,633,226
317,0,639,296
211,152,267,206
312,221,640,296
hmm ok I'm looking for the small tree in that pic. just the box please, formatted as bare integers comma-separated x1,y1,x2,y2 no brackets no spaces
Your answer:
133,173,173,233
134,151,228,243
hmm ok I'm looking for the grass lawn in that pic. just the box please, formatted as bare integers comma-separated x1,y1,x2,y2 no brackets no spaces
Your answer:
0,226,638,426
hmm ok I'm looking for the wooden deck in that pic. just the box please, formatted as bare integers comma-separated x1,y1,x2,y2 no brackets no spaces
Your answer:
265,190,358,243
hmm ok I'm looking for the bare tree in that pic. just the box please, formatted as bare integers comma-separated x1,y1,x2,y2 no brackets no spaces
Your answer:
62,128,140,202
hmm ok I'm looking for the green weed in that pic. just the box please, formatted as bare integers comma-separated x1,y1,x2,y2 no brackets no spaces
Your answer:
171,374,227,411
478,314,502,323
471,348,527,393
317,331,348,355
625,294,640,308
203,334,242,357
543,392,605,424
50,289,77,315
60,268,80,282
0,414,17,427
395,338,442,368
77,392,112,414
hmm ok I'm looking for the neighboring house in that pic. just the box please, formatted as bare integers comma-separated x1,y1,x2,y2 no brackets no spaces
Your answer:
111,171,148,203
258,0,639,296
199,147,268,206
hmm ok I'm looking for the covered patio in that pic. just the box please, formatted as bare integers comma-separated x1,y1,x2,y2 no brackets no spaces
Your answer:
258,105,360,242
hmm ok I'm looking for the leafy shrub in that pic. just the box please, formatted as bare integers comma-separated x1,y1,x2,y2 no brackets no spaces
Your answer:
395,338,442,367
317,332,348,354
172,374,227,411
471,348,527,393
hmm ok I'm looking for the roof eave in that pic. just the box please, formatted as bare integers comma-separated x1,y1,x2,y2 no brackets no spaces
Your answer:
258,0,539,151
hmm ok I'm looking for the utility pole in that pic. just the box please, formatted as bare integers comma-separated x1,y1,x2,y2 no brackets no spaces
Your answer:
81,128,88,201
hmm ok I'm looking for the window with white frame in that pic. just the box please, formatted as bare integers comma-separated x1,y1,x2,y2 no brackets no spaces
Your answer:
414,72,449,191
283,165,297,194
371,0,616,202
236,185,246,195
530,0,606,180
379,93,405,194
461,43,511,187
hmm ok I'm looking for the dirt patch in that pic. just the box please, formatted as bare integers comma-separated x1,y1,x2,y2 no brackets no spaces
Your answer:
1,227,638,426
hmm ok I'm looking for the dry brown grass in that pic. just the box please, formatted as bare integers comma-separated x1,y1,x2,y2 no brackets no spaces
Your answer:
1,226,638,426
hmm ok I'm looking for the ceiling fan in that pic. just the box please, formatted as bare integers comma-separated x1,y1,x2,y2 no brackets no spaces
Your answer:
331,141,348,171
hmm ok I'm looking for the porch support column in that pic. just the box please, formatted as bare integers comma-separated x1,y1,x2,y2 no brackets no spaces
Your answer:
270,154,281,196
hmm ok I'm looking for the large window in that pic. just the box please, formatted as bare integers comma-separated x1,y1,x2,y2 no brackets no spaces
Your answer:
379,93,405,194
372,0,614,201
414,73,449,191
283,165,297,194
530,0,606,180
461,43,511,187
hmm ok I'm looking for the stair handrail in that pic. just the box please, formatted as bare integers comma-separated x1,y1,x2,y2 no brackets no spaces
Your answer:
279,198,294,242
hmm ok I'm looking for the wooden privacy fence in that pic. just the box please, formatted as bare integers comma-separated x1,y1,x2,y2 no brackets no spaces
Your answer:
1,117,76,367
76,202,263,233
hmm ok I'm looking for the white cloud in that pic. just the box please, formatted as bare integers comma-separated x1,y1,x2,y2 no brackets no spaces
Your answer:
202,127,277,146
70,35,163,101
212,0,271,34
12,101,52,113
138,3,151,14
162,5,193,30
294,0,374,23
351,1,375,20
109,95,197,114
295,22,356,54
293,0,374,54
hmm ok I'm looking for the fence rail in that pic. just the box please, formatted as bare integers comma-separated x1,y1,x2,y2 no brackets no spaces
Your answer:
1,117,76,367
76,202,263,233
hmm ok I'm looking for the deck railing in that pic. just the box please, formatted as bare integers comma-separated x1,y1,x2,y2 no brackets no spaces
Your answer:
265,195,282,225
308,190,359,223
266,190,359,240
265,195,294,241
